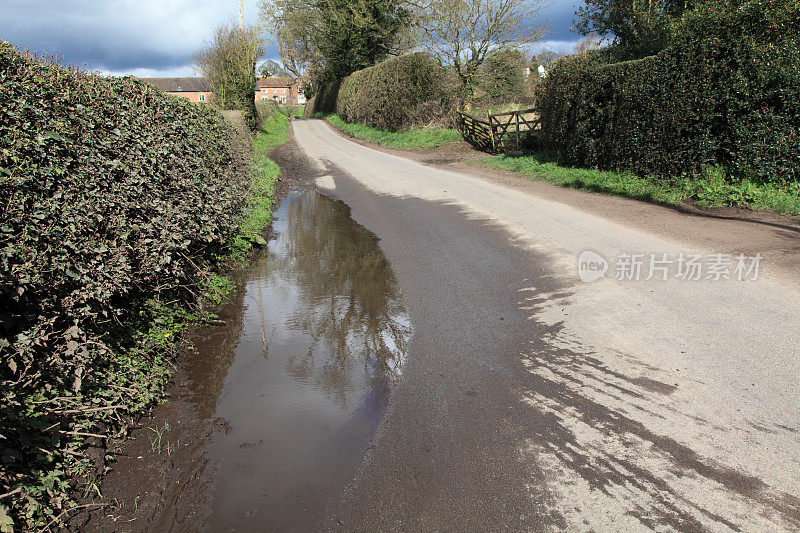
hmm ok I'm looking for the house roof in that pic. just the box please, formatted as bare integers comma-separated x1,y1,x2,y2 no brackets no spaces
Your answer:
258,77,292,88
142,77,210,92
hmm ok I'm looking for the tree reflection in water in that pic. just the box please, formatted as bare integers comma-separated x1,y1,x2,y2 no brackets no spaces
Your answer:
269,190,410,411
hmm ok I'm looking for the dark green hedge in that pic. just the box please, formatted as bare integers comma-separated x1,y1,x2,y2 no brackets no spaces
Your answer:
0,42,249,528
539,0,800,183
336,52,458,131
311,79,343,115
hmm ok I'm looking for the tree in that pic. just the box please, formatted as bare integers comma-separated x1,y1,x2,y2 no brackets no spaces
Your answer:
478,48,527,98
260,0,321,81
415,0,547,108
574,0,700,48
258,59,287,78
531,49,563,68
260,0,411,91
195,23,263,128
573,32,602,53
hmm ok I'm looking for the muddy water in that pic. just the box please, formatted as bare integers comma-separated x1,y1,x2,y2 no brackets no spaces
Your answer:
198,188,410,531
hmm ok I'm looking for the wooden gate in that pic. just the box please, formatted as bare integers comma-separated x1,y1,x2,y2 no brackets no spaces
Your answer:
456,108,541,153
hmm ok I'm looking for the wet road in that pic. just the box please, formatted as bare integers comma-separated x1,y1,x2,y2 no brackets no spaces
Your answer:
290,119,800,531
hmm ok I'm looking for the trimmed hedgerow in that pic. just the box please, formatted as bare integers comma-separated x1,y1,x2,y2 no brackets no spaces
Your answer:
336,52,458,131
0,42,253,529
539,0,800,184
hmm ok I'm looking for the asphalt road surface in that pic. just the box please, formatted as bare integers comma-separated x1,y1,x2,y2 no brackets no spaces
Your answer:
290,119,800,532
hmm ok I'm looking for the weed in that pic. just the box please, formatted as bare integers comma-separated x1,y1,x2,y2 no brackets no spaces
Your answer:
148,422,171,454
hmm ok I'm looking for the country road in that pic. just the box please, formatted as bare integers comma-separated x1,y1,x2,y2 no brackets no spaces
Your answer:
290,118,800,531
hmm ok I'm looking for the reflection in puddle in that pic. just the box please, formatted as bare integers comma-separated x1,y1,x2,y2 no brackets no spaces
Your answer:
203,188,410,531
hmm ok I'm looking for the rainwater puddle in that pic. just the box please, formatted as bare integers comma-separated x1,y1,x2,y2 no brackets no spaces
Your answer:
197,188,411,531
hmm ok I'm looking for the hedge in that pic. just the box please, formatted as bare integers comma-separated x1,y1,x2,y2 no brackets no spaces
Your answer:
311,78,343,115
336,52,458,131
0,42,251,529
539,0,800,184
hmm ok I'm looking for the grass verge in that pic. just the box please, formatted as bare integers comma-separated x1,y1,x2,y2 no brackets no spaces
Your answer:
326,114,461,149
225,109,287,260
481,153,800,216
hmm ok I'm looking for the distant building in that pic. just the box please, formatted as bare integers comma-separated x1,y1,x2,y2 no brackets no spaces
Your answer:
141,77,212,103
255,77,305,105
142,76,306,106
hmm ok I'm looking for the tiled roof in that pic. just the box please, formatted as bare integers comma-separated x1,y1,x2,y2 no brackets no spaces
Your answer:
141,77,211,92
258,77,292,88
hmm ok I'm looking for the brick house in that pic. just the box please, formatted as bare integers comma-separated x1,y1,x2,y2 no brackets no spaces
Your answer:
143,76,306,106
142,77,212,103
255,77,305,105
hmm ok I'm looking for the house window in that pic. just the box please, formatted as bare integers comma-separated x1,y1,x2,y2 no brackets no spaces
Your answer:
261,88,268,93
198,94,205,102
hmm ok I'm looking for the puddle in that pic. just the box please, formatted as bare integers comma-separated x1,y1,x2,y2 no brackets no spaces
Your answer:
195,188,411,531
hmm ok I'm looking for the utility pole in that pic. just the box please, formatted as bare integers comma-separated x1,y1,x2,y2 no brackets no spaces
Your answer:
239,0,244,28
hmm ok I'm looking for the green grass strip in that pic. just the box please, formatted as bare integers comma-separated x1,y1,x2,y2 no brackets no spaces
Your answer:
226,109,288,261
326,114,461,149
481,153,800,216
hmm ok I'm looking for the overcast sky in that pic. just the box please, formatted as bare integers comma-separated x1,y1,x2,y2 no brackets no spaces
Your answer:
0,0,583,77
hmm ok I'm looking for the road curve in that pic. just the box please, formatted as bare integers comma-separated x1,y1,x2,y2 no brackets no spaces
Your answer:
291,118,800,532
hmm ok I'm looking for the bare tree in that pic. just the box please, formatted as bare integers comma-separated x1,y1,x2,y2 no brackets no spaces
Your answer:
415,0,548,108
573,31,602,54
260,0,320,81
195,22,263,127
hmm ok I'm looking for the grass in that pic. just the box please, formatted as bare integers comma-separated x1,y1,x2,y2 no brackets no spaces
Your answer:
480,153,800,216
226,107,288,261
471,102,536,117
285,105,305,118
326,114,461,149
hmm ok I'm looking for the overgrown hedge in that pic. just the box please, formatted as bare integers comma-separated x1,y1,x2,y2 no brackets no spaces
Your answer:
336,52,458,131
0,42,251,529
539,0,800,184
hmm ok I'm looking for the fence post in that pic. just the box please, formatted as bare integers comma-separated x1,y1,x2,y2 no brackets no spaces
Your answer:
488,112,496,152
515,112,520,150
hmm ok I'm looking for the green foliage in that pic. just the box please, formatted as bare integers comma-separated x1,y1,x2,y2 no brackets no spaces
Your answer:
314,0,411,86
478,49,528,99
574,0,698,48
225,101,288,263
285,105,305,118
481,154,800,214
336,52,458,131
0,41,276,529
540,0,800,186
327,114,461,148
262,0,411,93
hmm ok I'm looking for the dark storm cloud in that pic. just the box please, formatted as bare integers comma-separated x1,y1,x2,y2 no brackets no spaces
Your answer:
0,0,579,75
543,0,581,40
0,0,273,75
